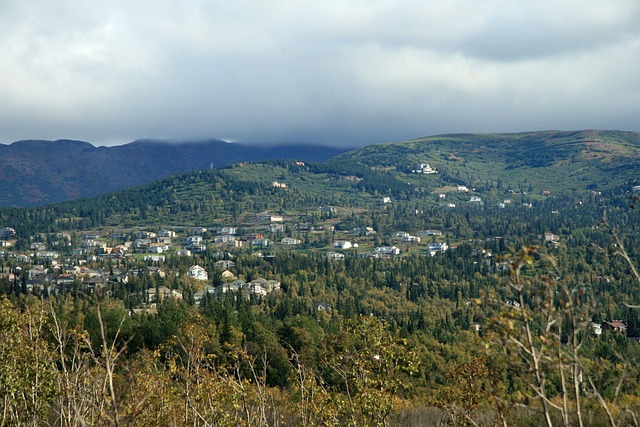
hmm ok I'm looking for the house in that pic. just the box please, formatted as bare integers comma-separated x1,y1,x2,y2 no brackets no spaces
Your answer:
605,320,627,333
375,246,400,255
427,242,449,256
219,226,237,235
327,252,345,260
30,242,46,251
402,235,421,243
0,227,16,239
55,274,76,286
147,286,183,303
470,196,482,203
469,322,481,332
194,285,217,305
221,270,237,281
417,230,443,237
382,197,392,204
146,267,166,278
176,249,192,257
544,232,560,242
457,185,469,192
133,238,152,249
256,213,284,222
214,280,246,297
0,268,16,282
281,237,301,245
251,238,270,247
135,231,157,239
248,277,281,293
246,283,268,297
158,229,176,238
214,235,237,244
317,301,332,311
321,206,336,214
272,181,287,188
144,255,165,263
112,245,128,256
591,322,603,336
37,251,59,261
269,223,286,233
187,244,206,252
148,243,168,253
191,227,208,235
187,265,209,281
352,227,376,236
214,260,236,269
333,241,353,250
187,236,203,246
412,163,438,174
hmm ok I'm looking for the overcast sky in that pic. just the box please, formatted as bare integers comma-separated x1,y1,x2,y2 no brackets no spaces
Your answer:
1,1,639,147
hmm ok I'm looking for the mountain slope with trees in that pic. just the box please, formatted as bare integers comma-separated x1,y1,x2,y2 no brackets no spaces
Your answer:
0,138,348,207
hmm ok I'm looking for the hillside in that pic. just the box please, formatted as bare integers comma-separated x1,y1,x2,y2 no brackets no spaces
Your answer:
331,130,640,194
3,132,640,425
0,138,348,207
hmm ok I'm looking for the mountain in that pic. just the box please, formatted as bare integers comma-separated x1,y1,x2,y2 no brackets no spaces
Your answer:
3,129,639,209
0,138,348,207
4,129,640,235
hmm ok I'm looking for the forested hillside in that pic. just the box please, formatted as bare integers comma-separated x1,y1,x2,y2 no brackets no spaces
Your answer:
1,141,640,425
0,139,347,207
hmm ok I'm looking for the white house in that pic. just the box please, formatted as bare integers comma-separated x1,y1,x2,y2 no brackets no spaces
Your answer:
412,163,438,174
281,237,301,245
187,236,203,246
333,241,353,250
374,246,400,255
220,226,237,235
427,242,449,256
187,265,209,281
251,238,270,247
214,235,237,244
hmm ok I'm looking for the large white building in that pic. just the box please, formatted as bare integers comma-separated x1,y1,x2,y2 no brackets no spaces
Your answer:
187,265,209,281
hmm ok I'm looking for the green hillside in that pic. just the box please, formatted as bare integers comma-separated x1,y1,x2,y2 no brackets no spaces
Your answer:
3,130,640,233
332,129,640,195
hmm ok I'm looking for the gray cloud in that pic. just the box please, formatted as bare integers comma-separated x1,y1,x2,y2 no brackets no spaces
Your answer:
1,0,639,146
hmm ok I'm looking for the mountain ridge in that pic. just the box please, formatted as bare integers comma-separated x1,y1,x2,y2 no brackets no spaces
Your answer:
0,138,349,207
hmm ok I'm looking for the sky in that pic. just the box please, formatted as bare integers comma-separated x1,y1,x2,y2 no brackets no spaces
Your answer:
1,1,639,147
